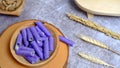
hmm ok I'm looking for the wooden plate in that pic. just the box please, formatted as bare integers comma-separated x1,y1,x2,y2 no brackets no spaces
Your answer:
0,20,69,68
75,0,120,16
0,0,25,16
10,21,59,67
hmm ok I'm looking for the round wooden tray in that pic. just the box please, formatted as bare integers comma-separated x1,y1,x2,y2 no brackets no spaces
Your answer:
75,0,120,16
10,20,59,67
0,20,69,68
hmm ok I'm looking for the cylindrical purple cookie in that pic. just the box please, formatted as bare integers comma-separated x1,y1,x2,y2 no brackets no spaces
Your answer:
59,36,74,46
35,21,51,36
26,28,34,42
14,33,22,51
31,41,43,60
24,55,40,64
29,26,42,46
16,49,35,57
35,26,46,37
48,36,54,51
43,37,50,59
39,47,43,52
19,46,35,53
37,40,43,47
21,28,29,47
15,33,22,46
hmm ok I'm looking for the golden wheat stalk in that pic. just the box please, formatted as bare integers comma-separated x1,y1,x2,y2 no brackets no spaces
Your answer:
77,34,120,56
78,52,115,68
67,13,120,40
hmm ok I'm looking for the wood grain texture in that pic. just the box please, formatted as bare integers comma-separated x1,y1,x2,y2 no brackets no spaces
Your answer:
75,0,120,16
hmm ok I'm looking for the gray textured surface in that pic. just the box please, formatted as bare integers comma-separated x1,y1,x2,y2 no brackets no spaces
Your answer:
1,0,120,68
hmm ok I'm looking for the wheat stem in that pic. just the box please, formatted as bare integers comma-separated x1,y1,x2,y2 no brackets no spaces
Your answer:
77,34,120,56
78,52,115,68
67,13,120,40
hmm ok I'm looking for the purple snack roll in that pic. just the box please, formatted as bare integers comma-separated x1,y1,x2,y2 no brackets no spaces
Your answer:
35,26,46,37
14,33,22,51
15,33,22,46
35,21,51,36
59,36,75,46
24,55,39,64
21,28,29,47
39,47,43,52
19,46,35,53
16,49,35,57
31,41,43,60
26,28,34,42
43,37,50,59
29,44,33,48
48,36,54,51
29,26,42,46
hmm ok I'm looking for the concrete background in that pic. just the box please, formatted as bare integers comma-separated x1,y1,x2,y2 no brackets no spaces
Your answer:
0,0,120,68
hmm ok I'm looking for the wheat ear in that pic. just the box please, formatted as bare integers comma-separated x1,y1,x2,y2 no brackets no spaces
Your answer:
77,34,120,56
67,13,120,40
78,52,115,68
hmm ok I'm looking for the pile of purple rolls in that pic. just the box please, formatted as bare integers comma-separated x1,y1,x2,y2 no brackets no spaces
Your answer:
14,21,54,64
